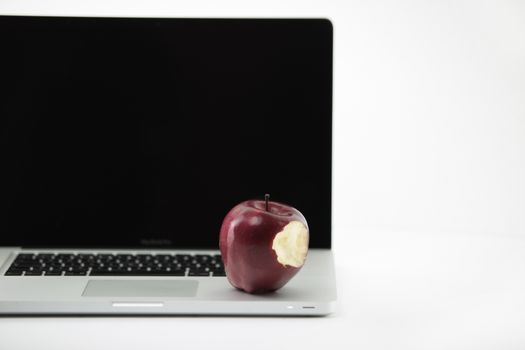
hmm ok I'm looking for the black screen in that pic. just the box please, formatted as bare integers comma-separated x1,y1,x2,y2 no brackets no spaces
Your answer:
0,16,332,249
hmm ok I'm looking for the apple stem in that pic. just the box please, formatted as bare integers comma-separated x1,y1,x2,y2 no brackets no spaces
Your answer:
265,193,270,212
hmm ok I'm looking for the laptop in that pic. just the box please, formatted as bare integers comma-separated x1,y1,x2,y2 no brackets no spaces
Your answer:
0,15,336,316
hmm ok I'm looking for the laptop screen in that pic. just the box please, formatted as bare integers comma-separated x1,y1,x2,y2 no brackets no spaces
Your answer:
0,16,332,249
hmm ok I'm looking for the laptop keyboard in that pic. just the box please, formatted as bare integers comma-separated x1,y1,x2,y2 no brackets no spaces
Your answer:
3,253,226,277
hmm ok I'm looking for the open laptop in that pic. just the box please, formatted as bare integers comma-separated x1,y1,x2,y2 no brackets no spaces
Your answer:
0,15,336,316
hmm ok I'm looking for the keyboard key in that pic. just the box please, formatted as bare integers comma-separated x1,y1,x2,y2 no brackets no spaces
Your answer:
90,270,186,276
212,271,226,277
136,254,152,260
97,254,115,260
196,254,211,262
56,254,75,259
12,263,33,269
36,254,55,259
17,253,36,259
189,271,211,277
115,254,133,261
5,269,24,276
65,271,87,276
155,254,173,260
44,271,63,276
175,254,192,261
25,270,44,276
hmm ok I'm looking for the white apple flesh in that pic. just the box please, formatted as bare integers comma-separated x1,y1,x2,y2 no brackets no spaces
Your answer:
272,221,309,268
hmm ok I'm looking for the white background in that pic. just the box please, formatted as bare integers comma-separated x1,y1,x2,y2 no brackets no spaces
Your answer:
0,0,524,349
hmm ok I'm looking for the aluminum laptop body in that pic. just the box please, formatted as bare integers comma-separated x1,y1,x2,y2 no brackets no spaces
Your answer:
0,15,336,316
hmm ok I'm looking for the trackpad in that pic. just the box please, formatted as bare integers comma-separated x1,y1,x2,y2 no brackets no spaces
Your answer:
82,280,198,297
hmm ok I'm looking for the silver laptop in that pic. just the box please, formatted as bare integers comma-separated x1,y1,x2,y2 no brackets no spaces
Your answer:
0,15,336,316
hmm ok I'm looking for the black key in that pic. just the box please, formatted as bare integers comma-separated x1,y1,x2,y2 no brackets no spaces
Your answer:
37,257,55,264
27,266,42,271
136,254,153,259
66,265,88,272
44,271,63,276
56,254,76,259
13,258,36,265
188,265,210,272
212,271,226,277
175,254,192,261
90,270,186,276
155,254,173,260
50,262,66,268
36,254,55,259
5,270,24,276
115,254,133,261
17,253,36,259
97,254,115,260
188,271,211,277
7,266,25,272
65,271,87,276
25,270,44,276
147,270,186,276
89,269,121,276
196,254,211,262
192,266,211,273
169,262,184,270
12,263,33,269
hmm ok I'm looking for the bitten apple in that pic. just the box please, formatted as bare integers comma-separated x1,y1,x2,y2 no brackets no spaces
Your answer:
219,194,309,294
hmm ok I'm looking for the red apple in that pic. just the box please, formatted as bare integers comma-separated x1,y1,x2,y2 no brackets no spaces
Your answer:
219,194,309,294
